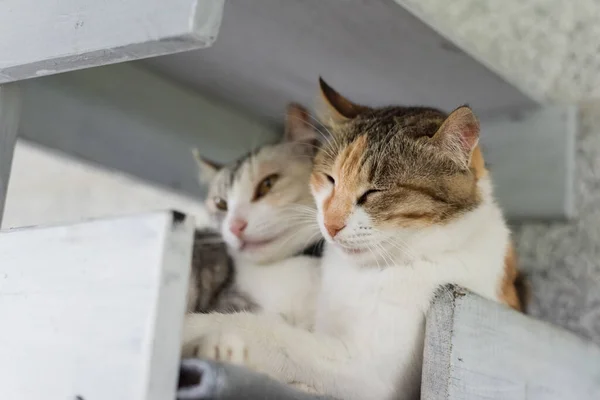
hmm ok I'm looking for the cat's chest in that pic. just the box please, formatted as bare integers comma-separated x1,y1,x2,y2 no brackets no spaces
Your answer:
235,257,319,316
314,253,432,339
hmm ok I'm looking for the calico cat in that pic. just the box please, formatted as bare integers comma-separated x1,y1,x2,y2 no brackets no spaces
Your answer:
182,79,520,400
186,103,323,329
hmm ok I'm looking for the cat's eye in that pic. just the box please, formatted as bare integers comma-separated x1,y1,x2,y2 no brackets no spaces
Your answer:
254,173,280,200
357,189,381,206
213,197,228,211
325,174,335,185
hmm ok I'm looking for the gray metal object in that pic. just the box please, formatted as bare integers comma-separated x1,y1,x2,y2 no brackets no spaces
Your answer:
178,359,334,400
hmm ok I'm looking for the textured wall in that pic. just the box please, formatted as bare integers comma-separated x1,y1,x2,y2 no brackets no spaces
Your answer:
513,103,600,345
394,0,600,102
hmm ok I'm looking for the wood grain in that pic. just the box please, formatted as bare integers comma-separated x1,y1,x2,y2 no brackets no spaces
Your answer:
0,211,194,400
423,288,600,400
0,0,224,83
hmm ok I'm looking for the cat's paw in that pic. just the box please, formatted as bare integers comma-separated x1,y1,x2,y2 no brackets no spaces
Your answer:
184,331,249,365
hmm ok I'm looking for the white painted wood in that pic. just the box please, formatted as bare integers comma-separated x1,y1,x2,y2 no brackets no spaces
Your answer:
0,83,22,224
3,141,212,230
0,0,224,83
423,288,600,400
481,106,577,220
18,63,278,199
0,211,195,400
146,0,536,122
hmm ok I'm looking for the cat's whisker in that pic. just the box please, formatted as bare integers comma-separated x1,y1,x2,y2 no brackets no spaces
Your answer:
299,232,323,254
365,242,383,271
285,115,337,159
274,224,322,250
380,237,418,262
305,113,343,154
373,241,395,269
372,228,420,261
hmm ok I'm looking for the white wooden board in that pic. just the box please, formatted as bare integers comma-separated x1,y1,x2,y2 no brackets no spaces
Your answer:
0,211,194,400
481,106,577,220
0,0,224,83
0,83,22,224
423,289,600,400
18,63,279,199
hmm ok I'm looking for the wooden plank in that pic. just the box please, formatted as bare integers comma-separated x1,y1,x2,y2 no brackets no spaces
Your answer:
481,106,577,220
146,0,536,121
423,289,600,400
2,141,212,230
18,63,279,199
0,84,22,225
0,0,224,83
0,211,195,400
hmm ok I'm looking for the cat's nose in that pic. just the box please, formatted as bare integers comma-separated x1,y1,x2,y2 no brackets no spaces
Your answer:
229,219,247,238
325,221,345,238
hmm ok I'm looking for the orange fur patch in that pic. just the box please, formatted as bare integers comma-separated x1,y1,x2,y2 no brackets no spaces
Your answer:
499,242,522,312
310,173,326,191
473,146,523,312
470,145,487,179
322,135,368,234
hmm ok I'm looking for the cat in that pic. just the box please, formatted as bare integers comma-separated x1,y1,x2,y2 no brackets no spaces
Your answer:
181,78,520,400
185,103,324,330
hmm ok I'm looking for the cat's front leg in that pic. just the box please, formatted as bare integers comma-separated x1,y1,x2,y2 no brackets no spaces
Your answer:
183,328,249,366
182,312,351,393
182,312,286,380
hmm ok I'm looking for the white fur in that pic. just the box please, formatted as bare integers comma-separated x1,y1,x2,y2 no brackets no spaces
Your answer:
183,176,510,400
195,139,322,329
236,256,320,330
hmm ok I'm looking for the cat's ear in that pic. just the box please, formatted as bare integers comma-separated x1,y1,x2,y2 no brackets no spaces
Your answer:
317,77,369,126
284,103,319,156
431,106,480,168
192,148,222,184
431,106,480,167
284,103,317,143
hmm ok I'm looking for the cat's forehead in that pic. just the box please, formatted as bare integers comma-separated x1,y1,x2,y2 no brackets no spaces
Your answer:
348,106,446,141
319,107,460,182
209,143,290,194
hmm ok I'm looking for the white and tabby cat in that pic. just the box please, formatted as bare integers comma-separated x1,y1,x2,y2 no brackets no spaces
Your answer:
182,80,522,399
187,103,323,330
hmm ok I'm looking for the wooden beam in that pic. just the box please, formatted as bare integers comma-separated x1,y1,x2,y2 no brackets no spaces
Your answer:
481,106,577,220
18,63,279,199
0,84,22,225
423,289,600,399
0,0,224,83
0,211,194,400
